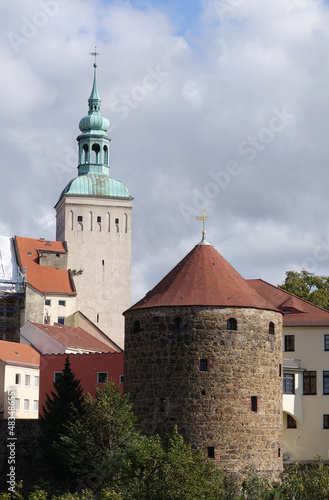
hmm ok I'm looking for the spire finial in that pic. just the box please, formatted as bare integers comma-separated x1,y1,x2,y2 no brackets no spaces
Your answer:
195,211,209,242
89,46,99,68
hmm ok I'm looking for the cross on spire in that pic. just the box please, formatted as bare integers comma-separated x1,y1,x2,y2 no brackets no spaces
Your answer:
90,46,99,67
195,211,209,242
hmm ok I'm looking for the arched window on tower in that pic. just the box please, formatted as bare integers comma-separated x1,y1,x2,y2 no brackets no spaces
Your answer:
92,143,100,164
103,145,109,165
227,318,237,330
83,144,89,163
269,322,275,334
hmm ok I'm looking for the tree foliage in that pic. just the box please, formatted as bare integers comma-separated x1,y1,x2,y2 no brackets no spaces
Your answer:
59,381,231,498
39,356,85,482
278,269,329,310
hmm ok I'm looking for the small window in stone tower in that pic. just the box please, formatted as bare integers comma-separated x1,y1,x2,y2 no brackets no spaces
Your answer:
207,446,215,459
115,218,119,232
200,359,208,371
227,318,237,330
77,216,83,222
97,216,101,223
251,396,258,412
269,322,275,334
159,398,166,413
132,321,141,334
174,317,184,330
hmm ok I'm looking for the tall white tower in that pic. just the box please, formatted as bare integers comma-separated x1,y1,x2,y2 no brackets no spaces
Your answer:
55,59,133,348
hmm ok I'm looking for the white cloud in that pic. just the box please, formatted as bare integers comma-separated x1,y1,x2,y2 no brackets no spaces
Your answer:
2,0,329,303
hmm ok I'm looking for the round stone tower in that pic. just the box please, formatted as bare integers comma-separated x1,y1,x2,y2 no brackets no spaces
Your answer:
124,239,283,479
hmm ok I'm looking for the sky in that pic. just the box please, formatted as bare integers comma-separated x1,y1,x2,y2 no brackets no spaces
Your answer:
2,0,329,304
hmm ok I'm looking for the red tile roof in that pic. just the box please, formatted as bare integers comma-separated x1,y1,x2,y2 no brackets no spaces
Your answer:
30,322,115,353
15,236,75,295
128,243,280,312
0,340,40,367
248,279,329,326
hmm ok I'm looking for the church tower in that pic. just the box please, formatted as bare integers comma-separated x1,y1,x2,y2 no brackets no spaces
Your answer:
55,59,133,348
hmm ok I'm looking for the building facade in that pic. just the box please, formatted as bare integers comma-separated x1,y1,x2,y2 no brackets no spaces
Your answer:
0,341,40,419
249,279,329,463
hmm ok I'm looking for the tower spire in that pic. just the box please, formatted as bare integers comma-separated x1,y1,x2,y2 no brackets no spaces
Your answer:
88,46,101,113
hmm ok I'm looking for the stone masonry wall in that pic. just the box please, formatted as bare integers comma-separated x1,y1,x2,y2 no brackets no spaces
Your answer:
124,306,283,479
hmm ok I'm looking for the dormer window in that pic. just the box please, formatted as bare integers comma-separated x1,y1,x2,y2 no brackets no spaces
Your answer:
282,308,291,313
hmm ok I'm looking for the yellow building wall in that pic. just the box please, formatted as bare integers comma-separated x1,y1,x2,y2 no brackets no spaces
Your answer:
283,325,329,462
4,365,39,419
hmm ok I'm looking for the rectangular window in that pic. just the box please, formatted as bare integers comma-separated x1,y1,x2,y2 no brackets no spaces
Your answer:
323,371,329,394
15,373,21,385
251,396,258,412
303,371,316,395
15,398,20,411
119,375,124,383
25,375,30,387
284,335,295,352
57,317,65,325
45,299,51,306
287,414,297,428
200,359,208,371
34,376,39,388
323,415,329,429
97,372,108,383
24,399,29,412
283,373,295,394
77,215,83,222
54,372,63,383
325,335,329,351
97,216,101,223
58,300,66,307
207,446,215,459
33,400,38,413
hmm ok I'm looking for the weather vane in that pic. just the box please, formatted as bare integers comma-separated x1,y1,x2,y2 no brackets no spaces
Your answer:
89,46,99,67
195,211,209,241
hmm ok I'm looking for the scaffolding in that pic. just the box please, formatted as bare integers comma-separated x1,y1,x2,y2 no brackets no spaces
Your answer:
0,239,26,342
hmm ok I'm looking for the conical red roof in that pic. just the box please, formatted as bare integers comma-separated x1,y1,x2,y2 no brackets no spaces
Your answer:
128,242,279,312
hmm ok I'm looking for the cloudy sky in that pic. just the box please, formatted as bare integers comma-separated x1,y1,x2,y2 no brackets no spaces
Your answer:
2,0,329,303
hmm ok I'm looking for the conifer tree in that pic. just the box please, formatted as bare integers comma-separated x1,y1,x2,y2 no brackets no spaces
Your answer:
39,356,85,482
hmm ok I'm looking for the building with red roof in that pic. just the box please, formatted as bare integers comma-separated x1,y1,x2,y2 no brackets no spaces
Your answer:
124,239,284,479
39,352,124,416
14,236,77,328
20,321,117,354
0,340,40,419
248,278,329,463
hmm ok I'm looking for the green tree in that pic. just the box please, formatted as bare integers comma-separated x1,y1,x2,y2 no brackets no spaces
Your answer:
278,270,329,310
60,381,138,490
60,382,236,498
39,356,85,483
